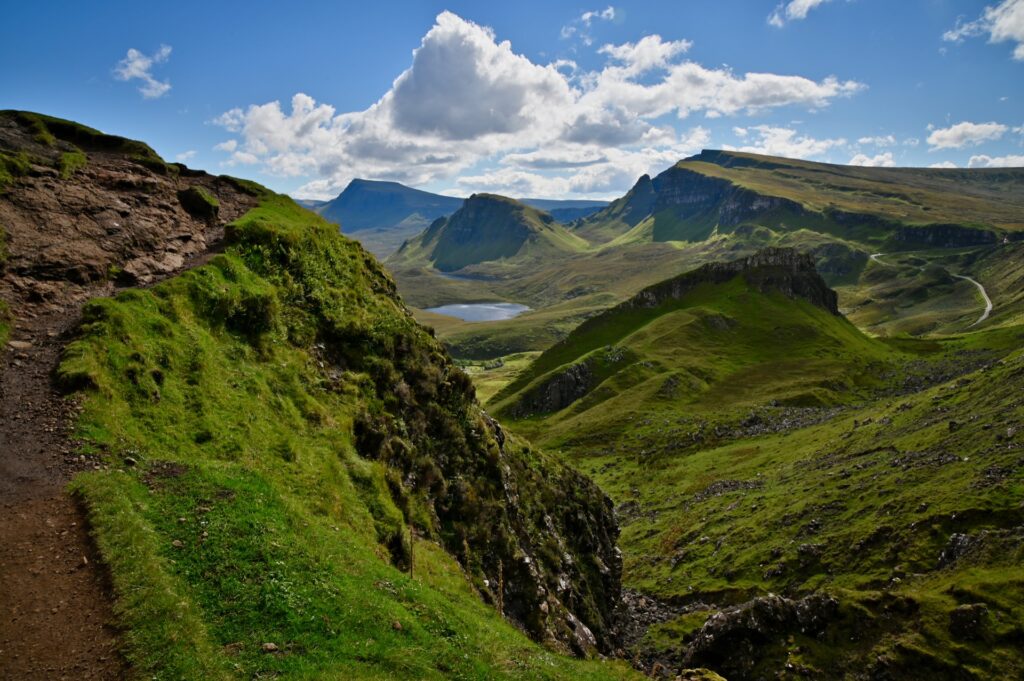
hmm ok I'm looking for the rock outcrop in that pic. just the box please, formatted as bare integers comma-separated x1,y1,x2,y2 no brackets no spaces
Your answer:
681,594,839,679
509,360,594,417
626,247,839,315
0,110,258,310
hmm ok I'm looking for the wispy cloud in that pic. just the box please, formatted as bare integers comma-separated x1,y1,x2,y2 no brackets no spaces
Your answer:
943,0,1024,61
724,125,846,159
561,6,616,45
768,0,834,27
114,45,172,99
175,150,196,162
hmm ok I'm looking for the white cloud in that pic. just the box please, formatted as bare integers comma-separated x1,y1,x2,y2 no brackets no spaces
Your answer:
175,150,196,162
967,153,1024,167
903,137,921,147
561,6,616,45
723,125,846,159
769,0,834,27
857,134,896,147
212,12,863,199
598,35,693,75
114,45,172,99
943,0,1024,60
849,151,896,167
929,161,959,168
926,121,1008,150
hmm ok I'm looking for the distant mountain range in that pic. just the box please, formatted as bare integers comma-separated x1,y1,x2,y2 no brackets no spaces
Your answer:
304,179,607,257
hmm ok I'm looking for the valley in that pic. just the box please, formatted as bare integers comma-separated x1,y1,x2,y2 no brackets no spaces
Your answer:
371,151,1024,678
1,112,1021,681
4,3,1022,680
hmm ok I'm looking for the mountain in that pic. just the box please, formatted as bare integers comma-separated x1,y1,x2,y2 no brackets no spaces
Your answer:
315,178,606,258
577,150,1024,247
388,151,1023,359
0,111,635,679
389,193,589,272
489,248,1024,679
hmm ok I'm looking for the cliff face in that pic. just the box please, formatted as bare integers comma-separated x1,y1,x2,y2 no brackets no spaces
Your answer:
628,247,839,315
650,166,803,230
0,111,258,310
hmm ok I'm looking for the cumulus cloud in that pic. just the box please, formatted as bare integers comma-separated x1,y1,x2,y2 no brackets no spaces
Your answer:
967,153,1024,167
175,150,196,162
926,121,1008,149
929,161,959,168
768,0,834,27
212,12,863,199
114,45,172,99
944,0,1024,60
849,151,896,167
724,125,846,159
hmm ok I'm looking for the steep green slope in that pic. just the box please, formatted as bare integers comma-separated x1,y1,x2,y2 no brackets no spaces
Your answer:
60,190,635,679
492,250,1024,679
390,193,588,272
490,248,888,420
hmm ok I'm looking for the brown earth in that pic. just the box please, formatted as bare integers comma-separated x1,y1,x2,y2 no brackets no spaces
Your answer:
0,110,257,679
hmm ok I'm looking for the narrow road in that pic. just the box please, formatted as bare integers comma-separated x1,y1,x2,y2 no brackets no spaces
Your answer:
868,251,993,328
952,274,993,327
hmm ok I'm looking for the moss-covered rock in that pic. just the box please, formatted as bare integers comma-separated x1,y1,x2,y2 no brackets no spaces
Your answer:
177,186,220,220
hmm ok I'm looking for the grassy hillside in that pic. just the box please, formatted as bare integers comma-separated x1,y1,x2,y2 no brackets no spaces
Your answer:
490,250,897,425
491,252,1024,679
60,189,637,679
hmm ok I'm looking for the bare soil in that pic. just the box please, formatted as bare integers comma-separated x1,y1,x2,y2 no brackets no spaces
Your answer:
0,111,259,678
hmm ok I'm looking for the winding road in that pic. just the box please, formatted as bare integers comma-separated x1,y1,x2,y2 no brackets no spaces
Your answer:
868,252,993,327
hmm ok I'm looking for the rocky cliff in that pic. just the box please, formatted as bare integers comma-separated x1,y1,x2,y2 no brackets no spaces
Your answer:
626,247,839,315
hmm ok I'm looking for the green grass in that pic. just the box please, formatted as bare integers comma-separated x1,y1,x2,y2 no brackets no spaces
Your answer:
488,260,1024,677
454,352,541,404
59,149,87,178
0,150,32,188
61,190,637,679
178,185,220,218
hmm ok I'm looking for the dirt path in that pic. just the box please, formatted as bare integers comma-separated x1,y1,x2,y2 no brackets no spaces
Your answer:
1,306,127,679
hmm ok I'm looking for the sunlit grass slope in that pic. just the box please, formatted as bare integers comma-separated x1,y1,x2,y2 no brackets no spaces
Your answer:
62,192,637,680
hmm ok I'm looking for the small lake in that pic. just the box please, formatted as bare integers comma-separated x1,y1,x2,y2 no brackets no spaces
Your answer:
425,302,531,322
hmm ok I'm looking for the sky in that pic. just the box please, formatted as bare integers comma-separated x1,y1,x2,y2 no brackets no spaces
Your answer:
2,0,1023,200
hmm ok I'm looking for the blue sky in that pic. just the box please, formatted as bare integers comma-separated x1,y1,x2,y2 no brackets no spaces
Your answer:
2,0,1022,199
